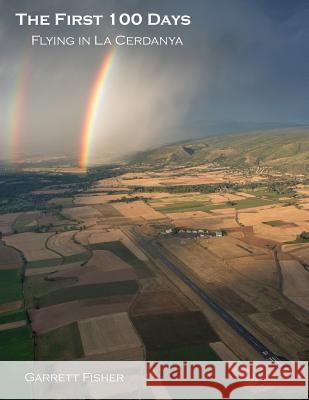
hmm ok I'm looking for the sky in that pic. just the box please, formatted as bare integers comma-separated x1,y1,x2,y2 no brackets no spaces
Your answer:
0,0,308,163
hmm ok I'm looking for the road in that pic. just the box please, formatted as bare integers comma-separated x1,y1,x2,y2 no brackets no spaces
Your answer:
133,229,283,361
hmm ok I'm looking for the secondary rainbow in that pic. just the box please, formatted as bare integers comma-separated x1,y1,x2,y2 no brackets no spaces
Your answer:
8,55,31,164
80,48,115,168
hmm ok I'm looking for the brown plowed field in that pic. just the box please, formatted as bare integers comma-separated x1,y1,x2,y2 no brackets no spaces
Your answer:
131,291,188,316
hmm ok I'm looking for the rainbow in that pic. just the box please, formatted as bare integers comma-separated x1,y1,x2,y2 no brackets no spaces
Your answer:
80,48,115,168
8,55,31,164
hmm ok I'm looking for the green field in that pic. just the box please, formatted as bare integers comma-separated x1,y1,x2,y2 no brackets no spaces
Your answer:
148,343,220,361
156,196,272,213
0,326,33,360
246,189,295,201
62,252,90,264
12,211,72,233
13,221,37,233
157,201,206,213
89,241,153,278
230,197,273,209
0,269,23,304
0,308,26,324
157,201,228,214
94,204,122,217
25,258,63,269
37,280,139,308
24,273,78,309
50,197,74,208
36,322,83,360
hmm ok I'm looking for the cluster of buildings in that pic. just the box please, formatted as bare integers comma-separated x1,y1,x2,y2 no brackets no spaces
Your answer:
162,228,223,238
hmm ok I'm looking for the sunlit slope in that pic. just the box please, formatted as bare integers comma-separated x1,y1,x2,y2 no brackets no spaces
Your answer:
131,128,309,174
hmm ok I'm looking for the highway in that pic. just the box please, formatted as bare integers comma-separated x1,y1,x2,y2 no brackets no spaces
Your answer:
133,230,282,361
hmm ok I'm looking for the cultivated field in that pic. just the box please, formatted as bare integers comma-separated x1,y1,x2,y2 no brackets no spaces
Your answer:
36,322,83,360
46,250,137,285
0,320,26,332
24,261,83,277
113,201,165,220
1,151,308,362
131,291,188,316
4,233,61,263
238,205,309,242
36,280,139,308
210,342,239,360
280,260,309,312
198,236,267,259
74,194,131,205
0,241,23,270
47,231,86,257
0,213,20,235
97,169,249,188
76,228,148,261
61,206,101,221
166,212,239,230
133,311,219,360
0,325,33,360
282,243,309,266
30,296,133,334
78,312,143,360
158,233,309,359
0,300,23,314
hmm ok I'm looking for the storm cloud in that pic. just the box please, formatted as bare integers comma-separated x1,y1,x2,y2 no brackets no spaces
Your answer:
0,0,308,163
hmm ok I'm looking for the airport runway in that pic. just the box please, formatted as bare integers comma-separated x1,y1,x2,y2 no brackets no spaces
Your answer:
134,230,282,361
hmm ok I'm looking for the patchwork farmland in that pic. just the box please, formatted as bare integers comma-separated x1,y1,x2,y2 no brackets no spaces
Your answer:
0,155,308,362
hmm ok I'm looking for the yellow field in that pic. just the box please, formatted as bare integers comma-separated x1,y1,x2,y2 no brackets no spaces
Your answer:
208,192,254,204
4,232,61,262
281,260,309,312
167,213,238,230
76,228,148,261
47,231,86,257
161,237,285,313
236,205,309,242
112,201,165,220
78,312,143,359
198,236,267,259
0,213,20,235
228,255,277,287
30,298,133,334
62,206,101,221
282,243,309,252
295,185,309,196
249,312,308,359
292,247,309,264
48,250,136,286
85,250,132,272
238,205,309,225
74,194,131,205
282,243,309,265
253,223,304,242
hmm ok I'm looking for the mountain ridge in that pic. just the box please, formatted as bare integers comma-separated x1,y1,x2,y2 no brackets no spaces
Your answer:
130,127,309,175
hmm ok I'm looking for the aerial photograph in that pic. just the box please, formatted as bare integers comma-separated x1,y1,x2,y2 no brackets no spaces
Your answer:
0,0,308,399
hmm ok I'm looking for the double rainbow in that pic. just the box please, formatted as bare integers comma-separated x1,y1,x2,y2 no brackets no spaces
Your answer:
79,48,115,168
5,48,115,167
8,55,31,164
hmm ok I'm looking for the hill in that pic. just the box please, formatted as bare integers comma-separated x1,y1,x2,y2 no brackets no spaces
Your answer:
130,128,309,175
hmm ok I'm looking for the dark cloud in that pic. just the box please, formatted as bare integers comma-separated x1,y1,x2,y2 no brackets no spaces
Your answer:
0,0,308,162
